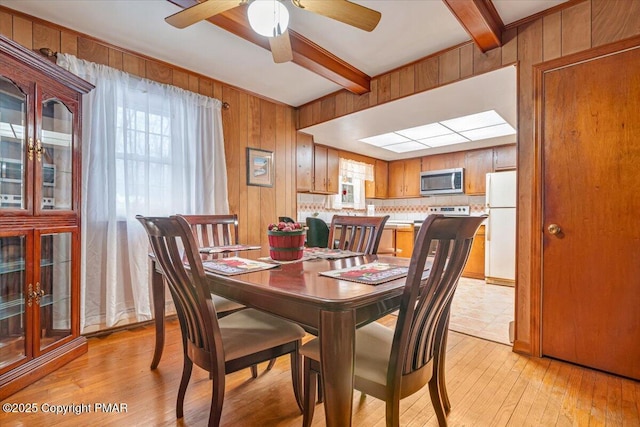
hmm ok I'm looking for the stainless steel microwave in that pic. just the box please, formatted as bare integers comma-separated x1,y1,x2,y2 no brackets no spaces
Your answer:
420,168,464,196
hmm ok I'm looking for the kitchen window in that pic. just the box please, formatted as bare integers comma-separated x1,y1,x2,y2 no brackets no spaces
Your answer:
328,158,373,210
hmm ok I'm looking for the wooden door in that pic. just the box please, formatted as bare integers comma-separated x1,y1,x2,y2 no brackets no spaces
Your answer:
296,132,313,192
464,148,493,194
541,45,640,380
313,145,327,193
403,158,422,196
387,161,405,198
326,147,339,194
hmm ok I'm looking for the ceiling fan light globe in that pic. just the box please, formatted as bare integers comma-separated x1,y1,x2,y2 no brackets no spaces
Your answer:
248,0,290,38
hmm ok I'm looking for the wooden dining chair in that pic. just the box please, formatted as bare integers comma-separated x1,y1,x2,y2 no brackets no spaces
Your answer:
137,215,305,427
328,215,390,254
181,214,274,377
301,214,485,427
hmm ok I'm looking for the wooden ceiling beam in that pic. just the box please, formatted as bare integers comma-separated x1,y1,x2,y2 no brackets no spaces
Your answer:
443,0,504,53
166,0,371,94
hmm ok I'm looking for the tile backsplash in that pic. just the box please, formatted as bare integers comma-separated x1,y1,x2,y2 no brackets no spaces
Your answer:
297,193,487,224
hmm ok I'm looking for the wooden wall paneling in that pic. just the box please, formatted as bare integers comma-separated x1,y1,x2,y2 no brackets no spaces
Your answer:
188,74,199,94
298,103,312,129
473,43,502,74
198,79,213,97
377,73,392,104
352,90,370,112
33,23,59,53
592,0,640,47
543,12,562,61
561,1,592,55
260,100,277,254
12,16,32,49
439,48,461,84
60,31,77,57
334,91,347,117
77,38,109,66
213,82,223,101
460,43,474,77
246,96,262,250
222,87,240,228
122,52,145,77
398,65,415,97
236,90,250,246
389,69,400,100
319,97,335,123
311,100,321,124
145,61,172,85
501,27,519,65
0,11,11,38
368,78,378,106
108,48,123,70
515,18,543,355
286,108,295,219
414,56,439,92
172,69,190,91
274,104,287,223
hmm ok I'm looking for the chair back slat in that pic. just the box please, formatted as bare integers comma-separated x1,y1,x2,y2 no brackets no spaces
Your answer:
387,215,484,391
137,215,225,362
181,214,239,258
328,215,390,254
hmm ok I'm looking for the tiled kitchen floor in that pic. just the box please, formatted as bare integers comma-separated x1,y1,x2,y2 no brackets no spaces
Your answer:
449,277,514,345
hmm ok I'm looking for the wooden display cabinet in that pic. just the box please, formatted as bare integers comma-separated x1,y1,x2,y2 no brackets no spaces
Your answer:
0,34,93,399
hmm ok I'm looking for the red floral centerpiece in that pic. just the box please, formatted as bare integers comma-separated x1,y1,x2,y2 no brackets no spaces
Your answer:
267,221,306,261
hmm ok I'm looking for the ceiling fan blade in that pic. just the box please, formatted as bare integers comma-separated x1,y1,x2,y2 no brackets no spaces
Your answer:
293,0,381,32
269,30,293,63
166,0,242,29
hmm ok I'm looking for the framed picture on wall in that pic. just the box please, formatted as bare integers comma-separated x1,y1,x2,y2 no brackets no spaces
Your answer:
246,147,274,187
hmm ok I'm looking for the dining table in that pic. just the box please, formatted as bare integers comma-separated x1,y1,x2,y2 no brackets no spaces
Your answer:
148,253,413,427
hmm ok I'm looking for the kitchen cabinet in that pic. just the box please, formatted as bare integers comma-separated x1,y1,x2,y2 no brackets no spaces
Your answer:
388,158,421,198
313,145,339,194
395,225,414,258
462,224,485,279
464,148,493,195
365,159,388,199
0,35,93,399
421,151,464,171
296,132,313,192
493,144,517,171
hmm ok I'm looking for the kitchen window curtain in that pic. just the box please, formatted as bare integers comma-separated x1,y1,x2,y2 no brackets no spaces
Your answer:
326,158,373,210
57,54,229,333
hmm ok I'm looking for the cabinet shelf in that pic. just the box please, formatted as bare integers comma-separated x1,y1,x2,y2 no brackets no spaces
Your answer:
0,295,23,321
0,260,25,274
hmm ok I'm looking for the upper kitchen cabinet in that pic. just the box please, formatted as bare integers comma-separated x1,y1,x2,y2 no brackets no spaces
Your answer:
493,144,517,171
313,145,339,194
464,148,494,195
0,35,93,399
388,158,421,198
296,132,313,192
365,159,388,199
421,151,464,172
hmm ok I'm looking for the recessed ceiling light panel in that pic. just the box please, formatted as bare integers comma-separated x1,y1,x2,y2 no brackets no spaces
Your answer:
440,110,506,132
418,133,469,147
383,141,430,153
460,123,516,141
396,122,451,140
360,133,411,146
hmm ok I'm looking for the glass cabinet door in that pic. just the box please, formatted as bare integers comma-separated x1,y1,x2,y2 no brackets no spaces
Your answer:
0,234,28,370
0,76,27,210
38,231,72,351
40,99,73,211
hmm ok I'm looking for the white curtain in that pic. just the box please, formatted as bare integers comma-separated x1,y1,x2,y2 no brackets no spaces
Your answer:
327,158,373,210
57,54,229,333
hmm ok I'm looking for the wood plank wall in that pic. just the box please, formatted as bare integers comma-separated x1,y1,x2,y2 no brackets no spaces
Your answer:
296,0,640,356
0,6,297,255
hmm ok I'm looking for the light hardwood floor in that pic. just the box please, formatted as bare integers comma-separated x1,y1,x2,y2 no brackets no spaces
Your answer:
1,317,638,426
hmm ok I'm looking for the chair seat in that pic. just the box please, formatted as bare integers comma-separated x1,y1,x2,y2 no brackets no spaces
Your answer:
221,309,306,361
211,294,244,314
301,321,393,391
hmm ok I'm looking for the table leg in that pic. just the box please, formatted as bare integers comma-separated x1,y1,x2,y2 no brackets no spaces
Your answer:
150,259,165,370
319,309,355,427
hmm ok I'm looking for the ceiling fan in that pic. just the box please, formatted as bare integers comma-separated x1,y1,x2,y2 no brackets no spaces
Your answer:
165,0,382,63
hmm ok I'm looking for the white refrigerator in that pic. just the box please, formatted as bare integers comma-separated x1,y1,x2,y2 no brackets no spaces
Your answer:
485,170,516,285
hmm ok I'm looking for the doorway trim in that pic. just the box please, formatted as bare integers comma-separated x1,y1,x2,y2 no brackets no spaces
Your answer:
530,34,640,357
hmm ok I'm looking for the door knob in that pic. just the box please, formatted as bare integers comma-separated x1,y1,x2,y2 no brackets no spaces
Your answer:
547,224,562,235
